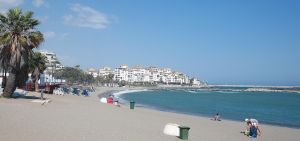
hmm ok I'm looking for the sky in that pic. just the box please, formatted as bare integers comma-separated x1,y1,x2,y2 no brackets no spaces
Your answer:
0,0,300,86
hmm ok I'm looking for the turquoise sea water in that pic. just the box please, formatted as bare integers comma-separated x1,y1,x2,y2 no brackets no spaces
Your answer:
119,88,300,128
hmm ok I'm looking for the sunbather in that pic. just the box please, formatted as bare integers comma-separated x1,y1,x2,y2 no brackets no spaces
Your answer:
211,113,221,121
242,118,261,138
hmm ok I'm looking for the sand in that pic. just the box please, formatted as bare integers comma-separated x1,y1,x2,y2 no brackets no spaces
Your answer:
0,87,300,141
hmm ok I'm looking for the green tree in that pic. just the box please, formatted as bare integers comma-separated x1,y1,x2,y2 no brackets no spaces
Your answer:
96,76,105,84
81,73,94,84
107,73,114,83
118,80,127,87
74,65,80,69
0,8,44,97
54,67,95,84
53,67,82,84
28,52,47,91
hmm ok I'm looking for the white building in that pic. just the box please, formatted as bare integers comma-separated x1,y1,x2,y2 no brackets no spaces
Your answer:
0,51,65,85
87,68,98,78
148,67,161,83
99,67,113,77
39,51,64,84
114,65,129,82
190,78,202,86
128,65,151,83
87,65,203,86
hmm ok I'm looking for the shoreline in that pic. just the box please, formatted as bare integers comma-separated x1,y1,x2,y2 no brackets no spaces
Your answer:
1,87,300,141
97,86,300,129
209,84,300,88
95,87,300,140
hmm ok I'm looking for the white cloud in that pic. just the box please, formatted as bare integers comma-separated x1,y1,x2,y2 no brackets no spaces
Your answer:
61,33,69,38
64,4,112,29
37,16,48,23
57,33,69,41
32,0,44,7
43,31,56,39
43,31,70,40
0,0,23,13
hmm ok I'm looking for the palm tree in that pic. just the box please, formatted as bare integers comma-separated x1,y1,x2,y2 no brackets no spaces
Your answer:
107,73,114,86
28,52,47,92
0,8,44,97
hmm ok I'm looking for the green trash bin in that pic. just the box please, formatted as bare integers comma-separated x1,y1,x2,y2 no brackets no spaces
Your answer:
130,101,135,109
179,126,190,140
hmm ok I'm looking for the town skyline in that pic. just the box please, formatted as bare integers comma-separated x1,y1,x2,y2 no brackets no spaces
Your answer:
38,50,204,85
87,65,204,85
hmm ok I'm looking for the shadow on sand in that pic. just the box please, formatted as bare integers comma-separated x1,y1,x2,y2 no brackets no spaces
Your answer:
11,92,41,100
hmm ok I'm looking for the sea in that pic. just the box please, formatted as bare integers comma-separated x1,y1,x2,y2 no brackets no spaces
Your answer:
114,87,300,129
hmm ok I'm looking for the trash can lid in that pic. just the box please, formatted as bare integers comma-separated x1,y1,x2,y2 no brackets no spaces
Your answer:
179,126,190,129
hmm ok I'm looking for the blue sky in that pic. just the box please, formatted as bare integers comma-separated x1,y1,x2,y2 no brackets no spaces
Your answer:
1,0,300,85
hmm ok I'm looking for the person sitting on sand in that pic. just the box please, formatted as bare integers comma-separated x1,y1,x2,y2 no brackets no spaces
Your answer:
241,120,252,135
107,95,113,104
249,123,259,138
212,113,221,121
242,118,261,137
113,95,120,107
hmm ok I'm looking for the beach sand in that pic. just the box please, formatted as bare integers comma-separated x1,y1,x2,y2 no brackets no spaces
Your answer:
1,87,300,141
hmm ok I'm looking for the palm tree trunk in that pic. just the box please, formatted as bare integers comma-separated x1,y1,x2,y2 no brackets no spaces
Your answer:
2,72,17,98
1,70,7,88
35,74,39,92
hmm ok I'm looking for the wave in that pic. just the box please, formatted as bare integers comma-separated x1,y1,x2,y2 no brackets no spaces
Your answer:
187,90,198,94
216,91,239,94
181,89,198,94
112,89,149,97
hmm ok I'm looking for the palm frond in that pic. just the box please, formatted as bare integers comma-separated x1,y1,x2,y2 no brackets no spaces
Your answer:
0,8,43,71
27,31,44,48
0,32,12,45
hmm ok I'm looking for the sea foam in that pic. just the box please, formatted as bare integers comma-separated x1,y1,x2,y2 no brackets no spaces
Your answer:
112,89,149,97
